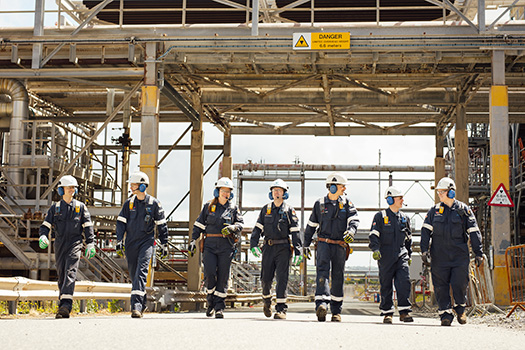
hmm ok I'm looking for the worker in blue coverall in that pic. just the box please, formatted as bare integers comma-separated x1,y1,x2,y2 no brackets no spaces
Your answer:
250,179,303,320
188,177,244,319
304,172,359,322
116,171,169,318
420,177,483,326
369,186,413,324
39,175,96,319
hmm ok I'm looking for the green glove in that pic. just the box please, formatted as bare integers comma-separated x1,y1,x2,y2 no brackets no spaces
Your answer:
251,247,262,258
116,240,125,257
372,250,381,260
292,254,303,266
85,243,96,259
221,225,235,236
408,258,412,266
39,235,49,249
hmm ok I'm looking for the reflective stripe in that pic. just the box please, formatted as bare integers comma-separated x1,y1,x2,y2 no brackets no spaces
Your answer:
380,307,395,313
60,294,73,300
438,309,453,315
194,221,206,230
158,209,165,214
330,295,343,302
262,294,272,299
381,210,387,218
42,221,52,229
467,227,479,233
131,290,146,296
214,290,227,298
82,221,93,228
347,214,358,223
370,229,380,237
255,222,264,231
398,305,411,311
454,303,466,308
314,295,331,301
117,216,127,224
234,222,243,229
148,196,154,205
206,287,216,295
422,223,433,231
290,227,300,232
276,298,287,304
307,220,319,228
155,219,167,225
435,203,441,209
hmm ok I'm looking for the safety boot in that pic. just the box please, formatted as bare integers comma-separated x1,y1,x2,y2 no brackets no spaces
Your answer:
215,310,224,319
457,313,467,325
331,314,341,322
441,318,452,326
316,305,327,322
263,303,272,318
274,312,286,320
400,312,414,323
383,315,393,324
55,307,70,319
131,310,143,318
206,305,214,317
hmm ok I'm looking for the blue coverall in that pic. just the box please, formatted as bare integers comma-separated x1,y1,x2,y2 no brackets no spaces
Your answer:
192,200,244,312
116,194,168,313
250,202,302,313
39,199,94,311
420,200,483,321
304,195,359,315
369,208,412,316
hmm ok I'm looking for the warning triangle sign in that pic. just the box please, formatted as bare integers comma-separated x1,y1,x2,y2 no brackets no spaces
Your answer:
488,183,514,207
295,35,309,48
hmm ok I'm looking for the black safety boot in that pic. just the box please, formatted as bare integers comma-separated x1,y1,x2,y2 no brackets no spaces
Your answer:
263,303,272,318
316,305,327,322
206,304,215,317
441,318,452,326
215,310,224,319
400,312,414,323
383,315,393,324
131,310,143,318
55,307,70,319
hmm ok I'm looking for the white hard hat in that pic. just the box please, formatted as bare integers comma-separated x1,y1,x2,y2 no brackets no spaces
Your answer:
384,186,403,199
58,175,78,188
215,177,234,190
436,177,456,191
127,171,149,185
270,179,288,192
326,172,347,186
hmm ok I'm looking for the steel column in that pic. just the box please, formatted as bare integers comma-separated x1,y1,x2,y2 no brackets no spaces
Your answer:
490,50,511,305
435,127,446,203
455,100,469,203
222,130,233,178
31,0,45,69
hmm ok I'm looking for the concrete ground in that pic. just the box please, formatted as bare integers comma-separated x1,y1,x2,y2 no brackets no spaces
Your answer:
1,298,524,350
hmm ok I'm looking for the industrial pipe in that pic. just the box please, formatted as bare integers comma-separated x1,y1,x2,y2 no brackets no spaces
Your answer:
233,162,434,173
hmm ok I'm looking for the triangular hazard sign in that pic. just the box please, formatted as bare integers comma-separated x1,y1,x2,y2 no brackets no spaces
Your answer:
488,183,514,207
295,35,309,48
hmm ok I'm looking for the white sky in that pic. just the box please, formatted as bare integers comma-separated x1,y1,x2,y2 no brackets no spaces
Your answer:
0,2,510,267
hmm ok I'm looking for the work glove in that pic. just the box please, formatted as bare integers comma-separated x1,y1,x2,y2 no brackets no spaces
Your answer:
251,246,262,258
421,251,431,266
303,247,312,260
372,250,381,260
475,255,483,267
343,230,354,243
39,235,49,249
160,243,169,259
188,240,197,257
292,254,303,266
408,258,412,266
116,240,125,257
84,243,96,259
221,225,236,236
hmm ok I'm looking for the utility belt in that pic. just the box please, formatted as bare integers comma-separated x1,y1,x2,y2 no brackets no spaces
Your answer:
200,232,238,252
264,238,289,246
318,237,352,260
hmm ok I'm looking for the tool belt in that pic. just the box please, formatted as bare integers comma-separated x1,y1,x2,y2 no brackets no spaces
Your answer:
264,238,289,246
318,237,352,261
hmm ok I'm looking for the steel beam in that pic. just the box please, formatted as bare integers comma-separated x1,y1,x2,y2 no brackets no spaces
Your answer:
230,126,436,136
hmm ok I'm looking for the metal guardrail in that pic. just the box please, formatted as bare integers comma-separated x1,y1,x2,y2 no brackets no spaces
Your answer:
468,254,504,316
505,244,525,317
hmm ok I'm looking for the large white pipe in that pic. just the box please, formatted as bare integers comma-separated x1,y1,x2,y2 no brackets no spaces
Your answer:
0,79,28,199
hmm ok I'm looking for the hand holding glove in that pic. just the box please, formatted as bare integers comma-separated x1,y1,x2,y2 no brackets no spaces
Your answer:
343,230,355,243
160,243,169,259
251,246,262,258
292,254,303,266
188,240,197,257
84,243,96,259
116,240,125,257
372,250,381,260
475,255,483,267
39,235,49,249
221,225,236,236
421,251,431,266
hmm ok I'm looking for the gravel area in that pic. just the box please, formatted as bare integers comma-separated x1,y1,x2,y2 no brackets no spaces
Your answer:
469,308,525,330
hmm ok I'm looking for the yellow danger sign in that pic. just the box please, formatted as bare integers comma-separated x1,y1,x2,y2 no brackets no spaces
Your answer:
293,32,350,50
